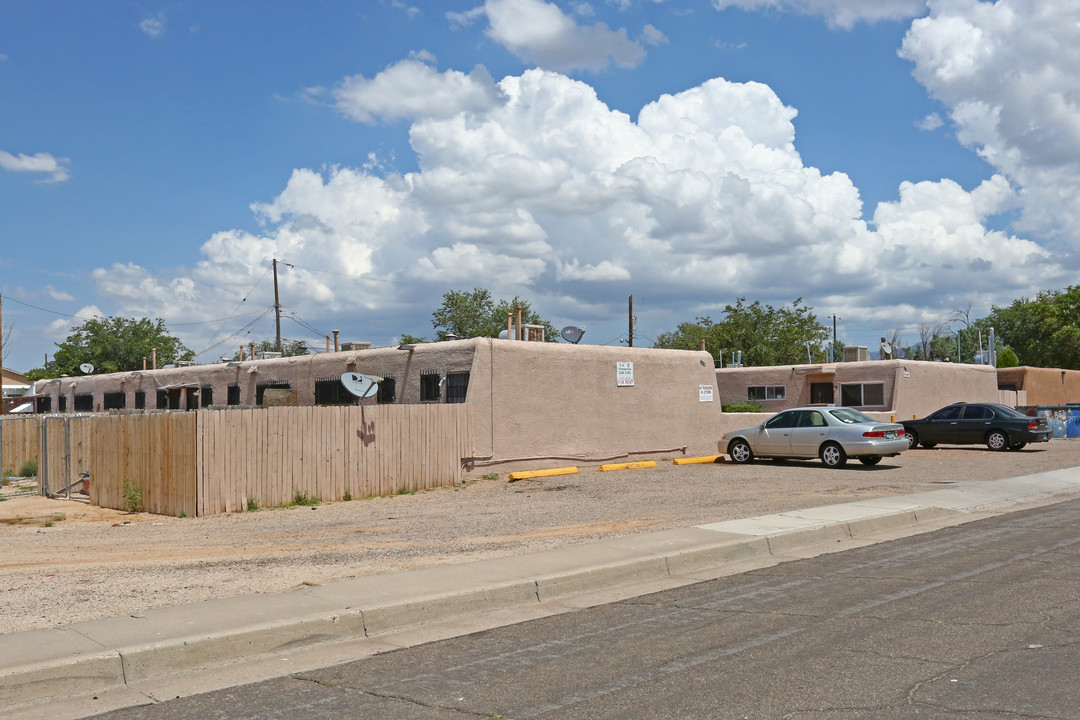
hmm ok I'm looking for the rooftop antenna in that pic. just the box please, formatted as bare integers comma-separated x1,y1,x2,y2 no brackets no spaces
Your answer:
340,372,382,400
559,326,586,344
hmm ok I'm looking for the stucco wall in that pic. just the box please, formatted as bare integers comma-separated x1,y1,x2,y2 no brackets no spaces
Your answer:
468,339,723,470
716,359,999,419
997,366,1080,407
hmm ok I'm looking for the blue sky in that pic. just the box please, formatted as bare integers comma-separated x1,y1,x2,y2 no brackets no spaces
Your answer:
2,0,1077,372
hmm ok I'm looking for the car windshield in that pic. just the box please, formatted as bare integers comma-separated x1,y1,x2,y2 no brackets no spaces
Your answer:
828,408,874,424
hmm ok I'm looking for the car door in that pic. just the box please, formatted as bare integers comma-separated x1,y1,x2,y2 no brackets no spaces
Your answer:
922,405,963,444
755,410,798,456
959,404,994,442
788,410,828,457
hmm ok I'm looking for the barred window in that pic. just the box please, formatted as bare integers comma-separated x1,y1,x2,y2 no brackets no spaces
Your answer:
314,377,359,406
74,394,94,412
445,372,469,404
200,386,214,407
227,384,240,406
103,391,126,410
420,372,441,402
377,376,396,404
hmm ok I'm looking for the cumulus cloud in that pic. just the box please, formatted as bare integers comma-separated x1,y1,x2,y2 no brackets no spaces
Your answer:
140,11,166,38
900,0,1080,242
916,112,943,131
332,58,505,123
483,0,646,71
89,66,1066,357
710,0,927,29
0,149,71,183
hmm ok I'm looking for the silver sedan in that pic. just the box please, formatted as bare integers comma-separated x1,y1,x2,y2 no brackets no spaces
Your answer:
720,406,908,468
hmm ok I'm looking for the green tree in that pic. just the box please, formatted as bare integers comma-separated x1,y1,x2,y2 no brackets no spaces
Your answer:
430,288,556,341
986,286,1080,368
28,316,192,378
997,347,1019,368
655,298,829,366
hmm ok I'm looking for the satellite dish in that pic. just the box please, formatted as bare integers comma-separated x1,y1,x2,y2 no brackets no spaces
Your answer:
340,372,382,399
559,326,586,344
498,329,509,339
880,342,892,357
79,363,94,374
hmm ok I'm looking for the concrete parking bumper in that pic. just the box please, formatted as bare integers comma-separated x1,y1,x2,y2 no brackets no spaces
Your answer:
4,467,1080,716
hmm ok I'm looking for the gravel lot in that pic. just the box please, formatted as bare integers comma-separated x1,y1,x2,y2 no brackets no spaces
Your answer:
2,440,1078,635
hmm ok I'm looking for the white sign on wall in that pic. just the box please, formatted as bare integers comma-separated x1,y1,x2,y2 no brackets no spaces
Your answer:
616,361,634,387
699,384,714,402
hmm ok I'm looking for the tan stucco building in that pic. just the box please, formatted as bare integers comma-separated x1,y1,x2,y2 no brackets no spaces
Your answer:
996,366,1080,408
26,338,724,472
715,359,1002,420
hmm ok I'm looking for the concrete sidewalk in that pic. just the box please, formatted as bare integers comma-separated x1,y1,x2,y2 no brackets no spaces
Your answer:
5,467,1080,719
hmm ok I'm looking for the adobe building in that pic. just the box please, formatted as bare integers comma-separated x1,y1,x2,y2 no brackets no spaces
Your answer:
25,338,724,472
997,366,1080,409
715,359,1003,420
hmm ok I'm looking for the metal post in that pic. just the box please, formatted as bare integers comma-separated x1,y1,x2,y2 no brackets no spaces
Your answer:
64,417,71,500
40,418,48,497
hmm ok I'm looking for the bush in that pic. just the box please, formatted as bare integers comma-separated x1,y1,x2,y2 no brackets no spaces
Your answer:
246,497,259,512
722,402,763,413
291,490,319,506
122,479,143,513
17,458,38,478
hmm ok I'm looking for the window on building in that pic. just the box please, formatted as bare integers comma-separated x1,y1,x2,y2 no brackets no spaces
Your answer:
156,389,168,409
445,372,469,403
377,376,396,404
420,372,441,402
200,386,213,407
103,391,125,410
37,397,51,413
840,382,885,407
59,395,67,412
314,377,358,406
227,384,240,406
134,391,146,409
74,394,94,412
256,382,291,405
747,385,786,401
185,387,199,410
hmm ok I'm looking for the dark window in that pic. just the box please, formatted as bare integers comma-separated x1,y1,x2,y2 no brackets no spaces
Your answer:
445,372,469,403
840,382,885,407
377,376,396,404
931,405,963,420
798,410,826,427
227,384,240,406
103,391,125,410
315,377,359,406
185,387,198,410
420,372,441,402
156,389,168,409
134,391,146,409
59,396,67,412
256,382,291,405
963,405,993,420
747,385,785,401
764,411,798,429
37,396,52,413
200,386,213,407
74,394,93,412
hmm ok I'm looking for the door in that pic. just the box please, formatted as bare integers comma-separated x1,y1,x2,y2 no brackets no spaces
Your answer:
756,410,798,455
923,404,962,443
959,404,994,442
810,382,834,405
789,410,829,457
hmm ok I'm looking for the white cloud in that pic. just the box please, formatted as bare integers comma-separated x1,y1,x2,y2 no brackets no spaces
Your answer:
483,0,646,71
332,58,505,123
640,24,668,46
900,0,1080,241
916,112,943,131
46,286,75,302
710,0,927,29
0,149,71,183
91,67,1066,357
140,11,166,38
46,305,104,340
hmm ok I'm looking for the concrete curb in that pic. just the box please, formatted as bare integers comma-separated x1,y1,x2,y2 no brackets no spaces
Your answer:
4,467,1080,713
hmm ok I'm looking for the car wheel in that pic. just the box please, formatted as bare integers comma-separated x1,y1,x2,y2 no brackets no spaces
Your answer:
819,442,847,468
905,430,919,449
985,430,1009,451
859,456,882,466
1009,442,1027,451
727,439,754,464
921,442,937,449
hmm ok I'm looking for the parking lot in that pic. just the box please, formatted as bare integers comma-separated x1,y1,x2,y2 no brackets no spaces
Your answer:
2,439,1078,634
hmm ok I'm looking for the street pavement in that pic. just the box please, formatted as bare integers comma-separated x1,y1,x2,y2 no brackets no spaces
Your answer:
3,466,1080,719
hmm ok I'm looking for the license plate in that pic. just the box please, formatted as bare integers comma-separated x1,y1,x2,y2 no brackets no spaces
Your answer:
885,431,896,439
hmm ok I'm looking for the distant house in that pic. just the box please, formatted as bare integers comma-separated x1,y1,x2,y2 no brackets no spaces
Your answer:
997,366,1080,409
716,359,1002,420
1,368,33,413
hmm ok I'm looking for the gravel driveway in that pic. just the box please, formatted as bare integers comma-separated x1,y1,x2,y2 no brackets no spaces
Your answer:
2,440,1078,634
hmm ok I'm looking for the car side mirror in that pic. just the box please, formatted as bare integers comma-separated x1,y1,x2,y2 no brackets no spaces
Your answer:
759,422,766,430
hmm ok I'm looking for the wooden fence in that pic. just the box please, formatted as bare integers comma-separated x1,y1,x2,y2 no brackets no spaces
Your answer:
11,404,475,516
1,415,41,476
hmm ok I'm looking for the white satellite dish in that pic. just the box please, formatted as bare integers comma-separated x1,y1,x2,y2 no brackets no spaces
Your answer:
559,326,586,344
79,363,94,374
880,342,892,357
340,372,382,399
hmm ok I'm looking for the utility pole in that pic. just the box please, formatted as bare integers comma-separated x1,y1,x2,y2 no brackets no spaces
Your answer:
628,295,634,347
272,258,282,353
831,314,838,346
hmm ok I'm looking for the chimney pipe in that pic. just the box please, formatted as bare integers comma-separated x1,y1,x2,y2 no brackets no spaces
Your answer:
333,329,340,353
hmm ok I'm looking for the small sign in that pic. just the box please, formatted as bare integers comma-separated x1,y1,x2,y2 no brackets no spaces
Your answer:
903,371,911,378
699,384,714,402
616,361,634,387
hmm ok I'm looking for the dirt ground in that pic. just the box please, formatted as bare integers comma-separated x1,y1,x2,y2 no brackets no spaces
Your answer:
2,440,1078,635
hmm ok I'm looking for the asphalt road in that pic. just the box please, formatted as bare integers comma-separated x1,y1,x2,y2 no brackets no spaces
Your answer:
93,497,1080,720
